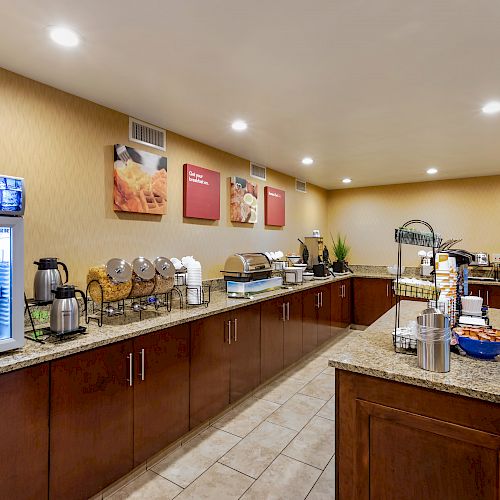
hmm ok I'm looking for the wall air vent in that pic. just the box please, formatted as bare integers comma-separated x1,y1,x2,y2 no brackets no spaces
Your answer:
129,117,166,151
250,162,267,181
295,179,307,193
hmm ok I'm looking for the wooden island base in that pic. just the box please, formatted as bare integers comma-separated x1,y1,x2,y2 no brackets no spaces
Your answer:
335,370,500,500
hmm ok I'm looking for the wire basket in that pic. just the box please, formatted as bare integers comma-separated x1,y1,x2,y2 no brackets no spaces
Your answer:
394,282,439,300
395,228,442,248
393,328,417,355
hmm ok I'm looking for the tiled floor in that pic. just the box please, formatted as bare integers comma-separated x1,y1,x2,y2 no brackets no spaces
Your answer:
105,329,360,500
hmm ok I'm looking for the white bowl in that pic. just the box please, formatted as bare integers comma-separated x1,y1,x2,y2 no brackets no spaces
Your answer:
387,265,405,275
303,273,314,281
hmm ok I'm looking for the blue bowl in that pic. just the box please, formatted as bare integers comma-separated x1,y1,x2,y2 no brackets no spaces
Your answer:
457,335,500,360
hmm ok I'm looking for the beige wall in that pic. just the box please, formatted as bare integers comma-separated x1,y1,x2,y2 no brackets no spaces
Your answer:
327,176,500,267
0,68,328,292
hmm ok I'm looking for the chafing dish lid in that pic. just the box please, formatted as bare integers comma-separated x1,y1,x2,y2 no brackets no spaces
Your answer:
132,257,156,280
154,257,175,278
106,258,132,283
223,253,271,273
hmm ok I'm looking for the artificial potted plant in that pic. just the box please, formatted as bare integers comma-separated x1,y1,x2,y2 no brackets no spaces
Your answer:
331,233,350,273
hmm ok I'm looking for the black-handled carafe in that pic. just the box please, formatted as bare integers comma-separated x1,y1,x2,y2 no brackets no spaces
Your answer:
50,285,87,334
33,258,69,302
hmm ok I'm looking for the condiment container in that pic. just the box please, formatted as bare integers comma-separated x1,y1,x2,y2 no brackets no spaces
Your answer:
129,257,156,298
87,258,133,303
152,257,175,294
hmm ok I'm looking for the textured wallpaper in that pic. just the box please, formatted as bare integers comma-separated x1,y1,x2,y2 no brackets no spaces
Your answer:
0,68,328,293
327,175,500,267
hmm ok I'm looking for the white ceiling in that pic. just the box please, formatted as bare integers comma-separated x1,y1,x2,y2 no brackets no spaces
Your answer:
1,0,500,189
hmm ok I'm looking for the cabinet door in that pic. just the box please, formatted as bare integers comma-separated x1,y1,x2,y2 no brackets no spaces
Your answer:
284,292,303,367
0,364,49,500
230,304,261,402
190,312,230,428
468,284,485,299
353,278,393,326
133,325,190,465
485,285,500,308
260,297,284,382
50,340,134,500
317,285,332,344
302,288,319,353
331,281,343,331
341,279,352,327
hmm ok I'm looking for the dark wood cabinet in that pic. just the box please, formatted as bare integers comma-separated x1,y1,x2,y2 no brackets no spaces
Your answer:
336,370,500,500
332,279,352,333
284,292,303,367
317,285,332,344
229,303,261,402
469,283,500,308
353,277,393,326
302,288,319,353
341,279,352,326
133,325,190,465
260,297,285,382
190,304,261,426
50,340,134,500
261,292,303,380
190,312,230,428
0,364,49,500
302,286,331,353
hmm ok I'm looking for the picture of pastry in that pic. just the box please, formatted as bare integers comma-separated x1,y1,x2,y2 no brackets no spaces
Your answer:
230,176,258,223
113,144,167,215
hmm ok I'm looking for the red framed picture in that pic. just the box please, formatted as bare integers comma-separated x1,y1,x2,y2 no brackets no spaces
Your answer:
264,186,285,226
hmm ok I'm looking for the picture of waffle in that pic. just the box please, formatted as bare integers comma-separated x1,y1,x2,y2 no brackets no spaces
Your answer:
113,144,167,215
230,176,258,223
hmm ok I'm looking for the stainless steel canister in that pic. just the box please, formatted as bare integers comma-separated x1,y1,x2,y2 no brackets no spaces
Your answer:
416,311,450,373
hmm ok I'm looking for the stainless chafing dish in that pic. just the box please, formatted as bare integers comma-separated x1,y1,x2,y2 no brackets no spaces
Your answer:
222,253,272,282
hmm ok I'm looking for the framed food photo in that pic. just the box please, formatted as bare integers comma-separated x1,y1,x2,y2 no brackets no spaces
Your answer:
230,176,258,223
113,144,167,215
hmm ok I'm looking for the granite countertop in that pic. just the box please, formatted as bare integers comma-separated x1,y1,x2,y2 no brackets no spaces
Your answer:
329,300,500,403
1,275,350,375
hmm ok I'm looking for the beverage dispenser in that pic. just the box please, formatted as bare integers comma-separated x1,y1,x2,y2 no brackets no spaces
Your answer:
0,175,25,352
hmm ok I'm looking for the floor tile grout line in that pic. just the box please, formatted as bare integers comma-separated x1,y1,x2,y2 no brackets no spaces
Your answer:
215,460,259,481
149,468,186,491
304,453,336,499
279,451,327,472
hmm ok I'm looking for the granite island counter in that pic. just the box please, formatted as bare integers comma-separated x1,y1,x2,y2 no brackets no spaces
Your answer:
330,300,500,499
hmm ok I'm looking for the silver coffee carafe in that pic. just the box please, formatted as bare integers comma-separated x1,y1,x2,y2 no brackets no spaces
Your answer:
33,258,68,302
50,285,86,334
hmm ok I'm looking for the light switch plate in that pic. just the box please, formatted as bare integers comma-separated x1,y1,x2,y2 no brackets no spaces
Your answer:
491,253,500,263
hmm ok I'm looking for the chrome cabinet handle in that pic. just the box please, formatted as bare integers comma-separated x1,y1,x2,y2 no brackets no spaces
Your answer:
339,285,342,298
386,283,389,296
478,289,482,298
486,290,489,305
127,353,133,387
282,303,286,321
343,284,346,298
286,302,290,321
227,320,232,344
320,291,323,308
234,318,238,342
139,348,145,381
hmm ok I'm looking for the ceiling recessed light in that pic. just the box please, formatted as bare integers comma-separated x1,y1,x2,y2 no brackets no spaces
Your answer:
482,101,500,115
426,167,438,175
49,26,80,47
301,157,313,165
231,119,247,131
342,178,352,184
